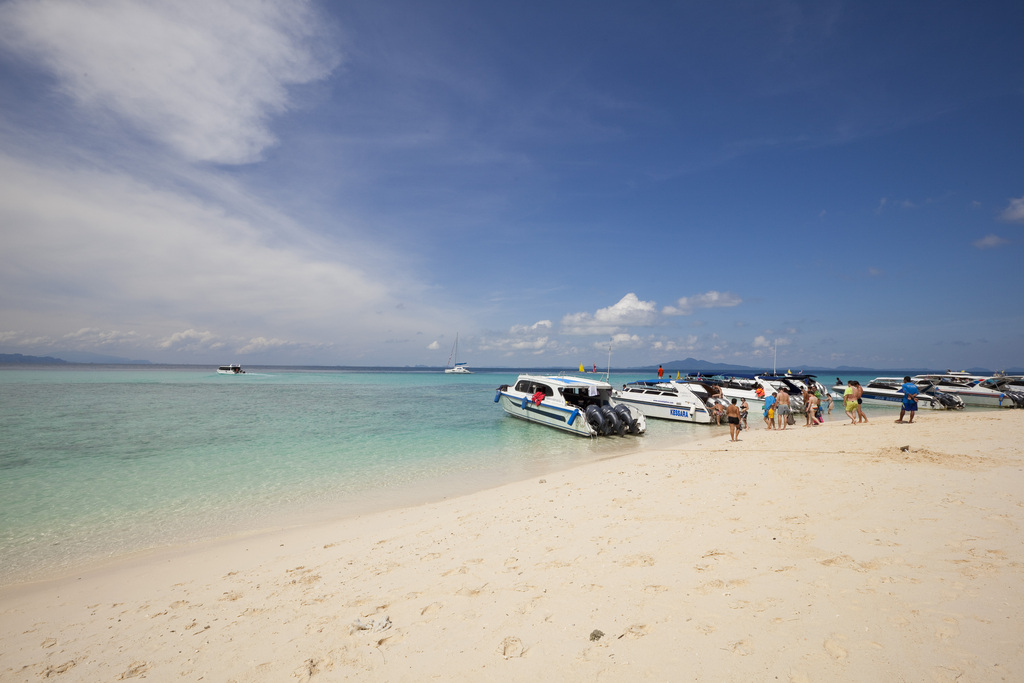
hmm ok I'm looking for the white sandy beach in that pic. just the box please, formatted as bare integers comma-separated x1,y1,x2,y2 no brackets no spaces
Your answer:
2,410,1022,681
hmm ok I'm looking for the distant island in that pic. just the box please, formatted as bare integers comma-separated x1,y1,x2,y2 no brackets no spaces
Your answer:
648,357,1022,376
0,353,69,365
0,352,152,365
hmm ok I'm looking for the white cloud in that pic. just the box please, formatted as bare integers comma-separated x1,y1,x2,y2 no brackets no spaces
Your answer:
561,293,658,335
0,154,445,361
973,234,1009,249
510,320,552,334
427,340,441,351
236,336,285,354
663,291,742,316
159,329,224,352
999,196,1024,224
0,0,339,164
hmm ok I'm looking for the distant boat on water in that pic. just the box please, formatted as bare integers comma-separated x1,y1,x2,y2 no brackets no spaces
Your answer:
217,364,245,374
444,334,472,374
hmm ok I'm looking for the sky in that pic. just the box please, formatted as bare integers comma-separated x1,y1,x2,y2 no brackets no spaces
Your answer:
1,0,1022,370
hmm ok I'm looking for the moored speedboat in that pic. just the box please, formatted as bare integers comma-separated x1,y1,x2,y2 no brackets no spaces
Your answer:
686,374,765,408
612,379,713,423
831,377,964,410
911,372,1024,408
495,374,646,437
754,373,830,413
217,364,245,374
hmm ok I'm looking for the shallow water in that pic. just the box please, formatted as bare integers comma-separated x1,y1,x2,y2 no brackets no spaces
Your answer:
1,366,713,583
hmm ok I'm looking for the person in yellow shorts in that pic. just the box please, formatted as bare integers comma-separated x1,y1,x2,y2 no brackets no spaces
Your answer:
843,381,858,425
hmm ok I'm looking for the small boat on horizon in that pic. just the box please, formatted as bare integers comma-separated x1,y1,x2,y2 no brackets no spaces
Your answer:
444,333,472,374
217,364,245,374
495,374,646,437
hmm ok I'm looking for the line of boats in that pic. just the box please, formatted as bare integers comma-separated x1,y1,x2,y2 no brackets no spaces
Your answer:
495,370,1024,438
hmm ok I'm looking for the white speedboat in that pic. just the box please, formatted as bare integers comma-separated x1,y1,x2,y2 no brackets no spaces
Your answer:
444,333,472,374
217,364,245,374
686,374,765,408
495,374,646,437
612,379,714,423
831,377,964,410
754,373,830,413
912,372,1024,408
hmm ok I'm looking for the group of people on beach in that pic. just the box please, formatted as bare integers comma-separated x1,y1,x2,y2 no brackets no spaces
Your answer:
721,383,840,442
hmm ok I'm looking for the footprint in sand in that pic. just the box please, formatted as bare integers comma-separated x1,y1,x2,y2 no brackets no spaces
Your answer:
499,636,526,659
823,636,847,660
622,624,650,639
420,602,444,616
935,617,960,640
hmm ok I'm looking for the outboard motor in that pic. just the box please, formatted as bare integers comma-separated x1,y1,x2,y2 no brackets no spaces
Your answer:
613,404,639,434
932,390,963,409
1002,390,1024,409
585,404,607,435
601,405,625,436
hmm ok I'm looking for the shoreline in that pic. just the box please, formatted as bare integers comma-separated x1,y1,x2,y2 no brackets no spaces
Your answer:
0,422,706,589
2,410,1022,680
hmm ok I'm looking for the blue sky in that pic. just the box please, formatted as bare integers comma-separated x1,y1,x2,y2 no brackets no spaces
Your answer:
1,0,1022,369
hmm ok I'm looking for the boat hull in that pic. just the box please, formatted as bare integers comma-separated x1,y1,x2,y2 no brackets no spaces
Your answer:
611,394,712,423
934,390,1020,408
496,392,597,436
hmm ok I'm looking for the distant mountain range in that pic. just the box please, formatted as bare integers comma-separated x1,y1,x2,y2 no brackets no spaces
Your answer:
0,353,69,364
650,358,1024,375
1,352,1019,374
0,352,151,365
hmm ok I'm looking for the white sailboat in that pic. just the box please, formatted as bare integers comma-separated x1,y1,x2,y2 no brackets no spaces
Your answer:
444,334,472,374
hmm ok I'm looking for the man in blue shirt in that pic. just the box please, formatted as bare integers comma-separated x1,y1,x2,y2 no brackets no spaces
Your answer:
896,376,919,423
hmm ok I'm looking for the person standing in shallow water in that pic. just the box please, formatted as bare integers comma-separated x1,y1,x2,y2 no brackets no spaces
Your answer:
657,365,664,379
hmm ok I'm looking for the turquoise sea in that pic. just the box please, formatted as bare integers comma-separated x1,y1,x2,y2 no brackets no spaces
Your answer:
0,366,884,585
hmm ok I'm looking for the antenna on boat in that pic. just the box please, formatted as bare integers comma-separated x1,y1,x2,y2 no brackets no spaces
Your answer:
604,339,612,383
773,338,778,375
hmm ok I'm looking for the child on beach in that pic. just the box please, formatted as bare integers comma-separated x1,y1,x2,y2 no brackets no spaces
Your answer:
763,392,777,430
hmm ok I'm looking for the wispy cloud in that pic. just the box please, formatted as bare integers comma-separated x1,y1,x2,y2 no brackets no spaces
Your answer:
999,196,1024,224
0,0,339,164
0,154,446,360
973,234,1009,249
662,291,742,316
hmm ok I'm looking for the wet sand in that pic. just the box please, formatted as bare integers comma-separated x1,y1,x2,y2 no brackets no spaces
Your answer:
2,410,1022,681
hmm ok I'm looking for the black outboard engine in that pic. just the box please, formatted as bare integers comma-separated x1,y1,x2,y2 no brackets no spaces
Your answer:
932,390,962,409
585,404,607,435
1003,390,1024,409
601,405,625,436
613,404,638,434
